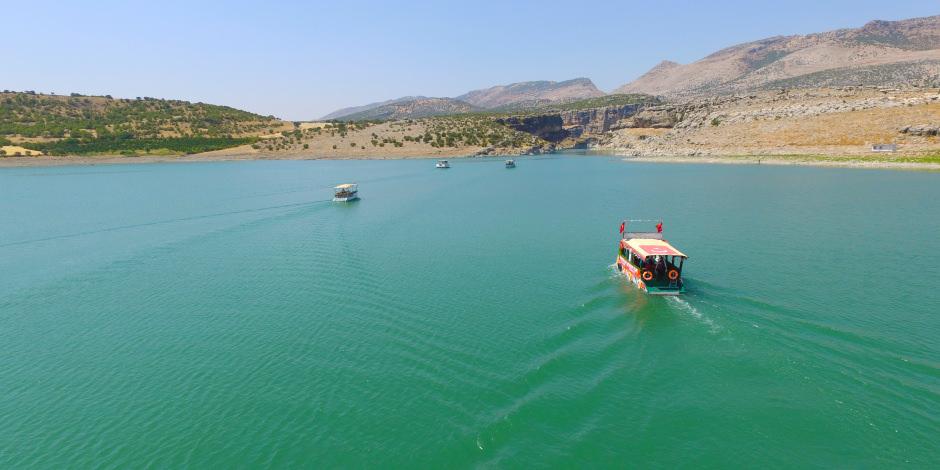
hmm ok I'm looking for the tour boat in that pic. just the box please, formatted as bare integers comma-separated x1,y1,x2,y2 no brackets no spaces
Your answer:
505,159,515,168
436,160,450,169
332,183,359,202
614,219,687,295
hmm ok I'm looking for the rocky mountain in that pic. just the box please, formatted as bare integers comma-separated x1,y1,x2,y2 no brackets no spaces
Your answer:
323,78,605,120
337,97,481,121
456,78,604,109
615,15,940,96
320,96,427,120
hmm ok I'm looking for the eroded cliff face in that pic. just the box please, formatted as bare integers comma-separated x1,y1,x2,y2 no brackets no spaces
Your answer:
496,115,568,142
498,104,659,145
618,106,678,129
559,104,645,134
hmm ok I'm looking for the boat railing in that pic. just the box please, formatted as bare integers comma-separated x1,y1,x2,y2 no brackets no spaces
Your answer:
623,231,663,240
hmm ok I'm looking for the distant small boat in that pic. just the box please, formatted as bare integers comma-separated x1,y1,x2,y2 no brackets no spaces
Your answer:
332,183,359,202
505,159,515,168
435,160,450,169
614,219,688,296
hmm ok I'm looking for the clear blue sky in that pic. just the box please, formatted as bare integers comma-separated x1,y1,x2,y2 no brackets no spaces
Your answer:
4,0,937,120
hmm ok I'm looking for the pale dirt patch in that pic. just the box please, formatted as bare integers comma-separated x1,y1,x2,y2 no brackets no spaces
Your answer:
1,145,43,156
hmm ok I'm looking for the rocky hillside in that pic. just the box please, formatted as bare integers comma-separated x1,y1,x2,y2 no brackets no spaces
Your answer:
599,87,940,157
337,98,481,121
456,78,604,109
323,78,606,120
615,15,940,96
320,96,427,120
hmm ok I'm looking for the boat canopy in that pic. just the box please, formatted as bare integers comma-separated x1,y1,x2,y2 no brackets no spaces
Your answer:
335,183,357,190
622,238,688,258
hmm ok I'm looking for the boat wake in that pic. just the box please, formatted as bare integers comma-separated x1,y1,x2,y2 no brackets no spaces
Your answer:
667,296,720,333
606,263,623,279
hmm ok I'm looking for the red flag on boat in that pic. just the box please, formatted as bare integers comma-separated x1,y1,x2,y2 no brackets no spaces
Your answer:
619,222,625,234
656,221,663,233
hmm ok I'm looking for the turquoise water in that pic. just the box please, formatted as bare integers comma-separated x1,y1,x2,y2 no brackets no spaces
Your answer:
1,156,938,467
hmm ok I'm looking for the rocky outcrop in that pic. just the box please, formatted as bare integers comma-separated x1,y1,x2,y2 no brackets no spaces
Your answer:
497,115,568,142
558,104,645,134
616,106,678,129
899,124,939,136
499,104,655,144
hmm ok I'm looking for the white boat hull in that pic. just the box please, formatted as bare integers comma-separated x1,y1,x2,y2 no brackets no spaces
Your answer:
333,195,359,202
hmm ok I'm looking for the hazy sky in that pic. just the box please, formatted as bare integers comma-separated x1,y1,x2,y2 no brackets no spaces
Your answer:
4,0,938,120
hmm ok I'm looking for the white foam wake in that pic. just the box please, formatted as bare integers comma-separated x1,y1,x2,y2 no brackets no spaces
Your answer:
668,297,720,333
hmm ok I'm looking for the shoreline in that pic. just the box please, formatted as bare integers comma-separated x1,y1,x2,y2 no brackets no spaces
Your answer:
0,152,477,168
2,151,939,171
615,154,940,171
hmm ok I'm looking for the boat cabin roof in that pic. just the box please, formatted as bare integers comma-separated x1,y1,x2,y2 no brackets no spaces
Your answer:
622,238,687,258
335,183,357,190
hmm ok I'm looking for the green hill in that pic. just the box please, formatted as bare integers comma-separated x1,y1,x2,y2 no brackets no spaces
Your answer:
0,91,288,156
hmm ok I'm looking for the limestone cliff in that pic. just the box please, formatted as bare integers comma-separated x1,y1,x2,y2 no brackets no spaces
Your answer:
498,103,653,144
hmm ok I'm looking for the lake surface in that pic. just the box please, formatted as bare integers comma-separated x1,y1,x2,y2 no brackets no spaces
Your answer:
1,156,938,467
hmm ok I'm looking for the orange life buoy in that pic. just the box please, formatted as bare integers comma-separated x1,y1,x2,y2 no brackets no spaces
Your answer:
642,271,654,281
668,270,679,280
